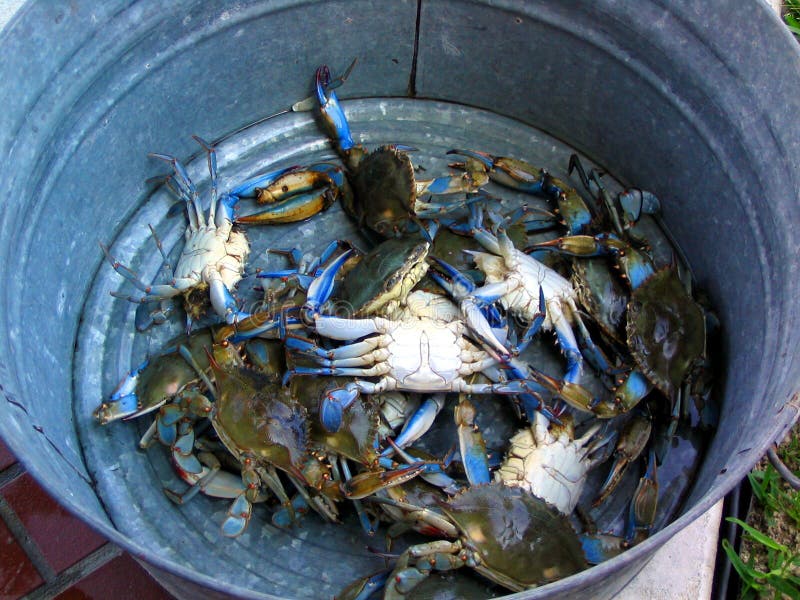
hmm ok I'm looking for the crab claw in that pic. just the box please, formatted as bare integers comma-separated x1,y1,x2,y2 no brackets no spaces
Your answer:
93,358,153,424
302,248,354,323
427,256,509,358
342,463,428,499
228,165,298,198
528,369,621,419
593,411,652,507
447,149,547,193
316,65,356,155
236,164,343,225
533,234,654,289
625,448,658,544
454,396,491,486
319,382,359,433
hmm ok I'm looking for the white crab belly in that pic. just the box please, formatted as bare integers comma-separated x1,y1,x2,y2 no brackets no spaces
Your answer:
385,319,462,392
496,426,590,515
175,228,247,289
488,253,577,330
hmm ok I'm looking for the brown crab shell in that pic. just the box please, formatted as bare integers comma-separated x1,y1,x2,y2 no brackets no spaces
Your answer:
210,364,310,478
440,483,586,590
290,374,380,467
350,145,417,237
626,268,706,400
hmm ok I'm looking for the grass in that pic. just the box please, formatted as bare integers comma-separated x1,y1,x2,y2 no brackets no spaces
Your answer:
785,0,800,36
721,425,800,599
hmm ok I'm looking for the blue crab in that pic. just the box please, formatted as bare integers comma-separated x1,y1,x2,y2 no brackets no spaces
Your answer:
314,64,488,238
102,137,344,328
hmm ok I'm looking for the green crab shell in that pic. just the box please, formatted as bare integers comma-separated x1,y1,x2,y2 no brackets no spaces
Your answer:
350,145,417,237
339,236,430,317
626,268,706,399
441,483,587,589
211,364,309,475
290,375,380,466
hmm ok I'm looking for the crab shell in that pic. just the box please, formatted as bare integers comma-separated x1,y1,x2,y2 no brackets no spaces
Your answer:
626,268,706,400
338,235,430,318
441,483,587,590
210,362,309,478
348,145,418,237
290,374,380,466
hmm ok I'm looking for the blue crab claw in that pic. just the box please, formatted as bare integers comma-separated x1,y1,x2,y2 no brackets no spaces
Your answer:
454,396,491,486
208,278,250,325
446,148,548,193
533,234,655,289
501,360,561,424
236,164,344,225
527,369,621,419
427,256,509,359
427,256,505,328
316,65,356,154
383,440,462,495
302,248,354,322
381,394,446,455
593,410,652,507
218,311,286,343
237,187,338,224
319,382,360,433
228,165,299,198
337,570,391,600
93,358,152,424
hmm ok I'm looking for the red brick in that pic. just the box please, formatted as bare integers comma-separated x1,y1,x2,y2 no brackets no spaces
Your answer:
0,517,44,598
0,437,17,472
0,473,106,573
55,553,172,600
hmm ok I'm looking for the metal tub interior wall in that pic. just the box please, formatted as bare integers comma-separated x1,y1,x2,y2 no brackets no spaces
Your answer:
1,1,799,598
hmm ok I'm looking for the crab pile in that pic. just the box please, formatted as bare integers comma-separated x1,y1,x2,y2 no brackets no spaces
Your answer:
94,62,720,598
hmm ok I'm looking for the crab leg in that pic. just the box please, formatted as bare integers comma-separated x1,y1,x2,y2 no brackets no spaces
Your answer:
382,393,447,453
315,65,359,164
448,149,594,234
302,248,355,319
149,151,206,231
593,411,652,506
454,395,492,485
624,448,658,544
285,333,390,364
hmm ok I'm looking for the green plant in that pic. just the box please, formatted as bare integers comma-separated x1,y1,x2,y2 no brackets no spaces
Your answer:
786,0,800,36
748,464,800,527
722,518,800,599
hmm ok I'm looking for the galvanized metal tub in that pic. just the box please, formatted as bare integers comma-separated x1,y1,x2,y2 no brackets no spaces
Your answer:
1,1,799,598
